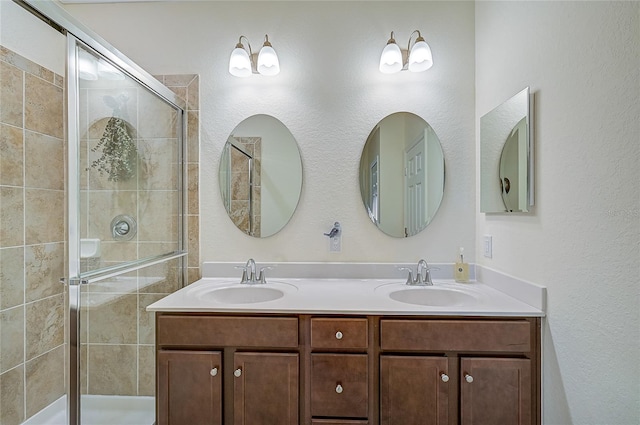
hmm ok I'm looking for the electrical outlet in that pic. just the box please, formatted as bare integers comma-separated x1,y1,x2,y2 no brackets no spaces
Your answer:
483,235,493,258
329,235,341,252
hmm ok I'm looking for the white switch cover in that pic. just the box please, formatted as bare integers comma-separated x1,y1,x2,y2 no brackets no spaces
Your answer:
329,235,341,253
483,235,493,258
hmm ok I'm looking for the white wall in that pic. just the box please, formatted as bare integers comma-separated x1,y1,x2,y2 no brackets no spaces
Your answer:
0,0,66,74
476,2,639,424
63,0,476,263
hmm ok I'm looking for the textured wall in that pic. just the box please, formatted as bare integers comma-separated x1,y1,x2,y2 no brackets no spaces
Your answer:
63,1,477,264
475,2,640,424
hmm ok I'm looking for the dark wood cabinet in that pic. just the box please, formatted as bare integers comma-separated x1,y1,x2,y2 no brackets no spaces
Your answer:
380,355,449,425
156,313,540,425
157,350,222,425
234,352,299,425
460,357,532,425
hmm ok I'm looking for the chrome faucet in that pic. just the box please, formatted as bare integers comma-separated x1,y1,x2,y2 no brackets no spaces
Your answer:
237,259,271,284
399,259,436,286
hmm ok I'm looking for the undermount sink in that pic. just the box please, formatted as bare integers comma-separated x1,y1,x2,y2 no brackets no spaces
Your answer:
375,282,481,307
388,287,478,307
188,281,297,304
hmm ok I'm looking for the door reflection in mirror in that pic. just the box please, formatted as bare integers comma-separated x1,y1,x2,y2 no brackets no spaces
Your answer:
359,112,445,238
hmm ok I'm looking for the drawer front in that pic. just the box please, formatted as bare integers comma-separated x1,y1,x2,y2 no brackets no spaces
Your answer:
312,420,369,425
380,319,532,353
311,354,368,418
157,315,298,348
311,318,368,350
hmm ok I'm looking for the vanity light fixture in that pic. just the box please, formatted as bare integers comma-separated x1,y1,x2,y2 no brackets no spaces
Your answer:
229,35,280,77
379,30,433,74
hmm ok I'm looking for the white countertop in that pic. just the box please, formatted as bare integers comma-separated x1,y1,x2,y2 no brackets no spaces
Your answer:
147,277,544,317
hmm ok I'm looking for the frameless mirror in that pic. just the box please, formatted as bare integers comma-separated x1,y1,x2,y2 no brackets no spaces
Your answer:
359,112,445,237
219,114,303,237
480,87,534,213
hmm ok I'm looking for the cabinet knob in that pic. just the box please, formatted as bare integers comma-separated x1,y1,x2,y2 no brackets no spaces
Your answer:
440,373,449,383
335,331,343,340
234,368,242,378
335,384,343,394
210,367,218,377
464,373,474,383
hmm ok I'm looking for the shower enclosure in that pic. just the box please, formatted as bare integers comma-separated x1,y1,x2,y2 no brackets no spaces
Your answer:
0,1,189,424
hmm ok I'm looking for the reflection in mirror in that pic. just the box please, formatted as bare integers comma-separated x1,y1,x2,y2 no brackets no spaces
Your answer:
219,114,303,237
359,112,445,237
480,87,533,213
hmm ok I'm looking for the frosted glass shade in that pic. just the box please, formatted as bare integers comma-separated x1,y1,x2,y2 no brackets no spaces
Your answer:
257,45,280,76
408,40,433,72
78,50,98,81
229,47,252,77
379,42,403,74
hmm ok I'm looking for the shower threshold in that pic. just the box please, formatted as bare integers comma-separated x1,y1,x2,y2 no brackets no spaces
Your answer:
21,395,154,425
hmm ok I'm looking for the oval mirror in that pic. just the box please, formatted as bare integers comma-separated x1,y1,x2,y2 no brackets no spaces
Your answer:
359,112,445,237
219,114,303,237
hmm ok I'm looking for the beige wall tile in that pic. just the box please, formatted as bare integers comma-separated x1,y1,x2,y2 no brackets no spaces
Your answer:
0,247,24,310
137,89,177,139
138,190,178,242
86,87,138,140
87,344,137,396
87,294,137,344
186,76,199,112
187,111,199,163
1,46,54,83
230,200,250,233
188,217,199,268
0,186,24,247
25,242,64,302
163,74,196,87
138,345,155,396
25,345,64,418
24,74,63,139
138,138,179,190
0,61,24,128
25,131,64,190
0,366,25,425
187,267,201,285
25,189,64,245
1,306,24,373
0,124,24,186
138,293,165,344
25,294,64,360
138,258,181,294
167,85,186,103
86,190,136,240
188,163,199,215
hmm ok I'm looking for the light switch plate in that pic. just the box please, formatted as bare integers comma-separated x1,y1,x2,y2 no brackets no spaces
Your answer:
483,235,493,258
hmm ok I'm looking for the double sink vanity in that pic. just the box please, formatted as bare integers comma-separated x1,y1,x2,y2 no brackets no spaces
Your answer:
148,261,545,425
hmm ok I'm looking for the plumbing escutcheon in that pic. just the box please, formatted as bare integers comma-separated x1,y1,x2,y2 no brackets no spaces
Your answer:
110,214,137,241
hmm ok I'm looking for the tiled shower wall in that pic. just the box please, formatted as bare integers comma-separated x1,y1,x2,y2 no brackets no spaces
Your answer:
229,136,262,236
78,74,200,398
0,46,66,425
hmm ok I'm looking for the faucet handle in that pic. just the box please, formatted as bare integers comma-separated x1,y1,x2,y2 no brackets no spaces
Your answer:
397,267,414,285
257,266,273,284
234,265,250,284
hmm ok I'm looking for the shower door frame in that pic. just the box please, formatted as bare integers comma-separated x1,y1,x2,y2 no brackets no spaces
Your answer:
15,2,188,425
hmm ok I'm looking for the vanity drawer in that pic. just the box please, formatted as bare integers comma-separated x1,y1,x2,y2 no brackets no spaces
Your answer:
311,354,368,418
380,319,533,353
312,420,369,425
157,315,298,348
311,318,368,350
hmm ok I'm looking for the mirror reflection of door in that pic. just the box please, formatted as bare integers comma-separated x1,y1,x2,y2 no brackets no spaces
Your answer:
405,137,425,237
369,157,380,224
499,117,527,212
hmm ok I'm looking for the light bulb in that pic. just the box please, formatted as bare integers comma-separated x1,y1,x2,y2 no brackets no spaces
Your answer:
229,45,252,78
379,40,402,74
408,38,433,72
257,44,280,76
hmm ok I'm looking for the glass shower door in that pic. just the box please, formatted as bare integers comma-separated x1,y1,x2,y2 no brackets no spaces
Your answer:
68,38,186,425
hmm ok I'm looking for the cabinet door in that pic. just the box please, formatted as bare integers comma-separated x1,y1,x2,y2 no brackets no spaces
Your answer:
157,350,222,425
234,352,299,425
311,354,368,418
380,356,449,425
460,357,532,425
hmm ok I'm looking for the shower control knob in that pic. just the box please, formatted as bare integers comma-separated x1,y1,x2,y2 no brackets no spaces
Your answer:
210,368,218,377
440,373,449,383
464,374,474,383
335,331,343,340
234,368,242,378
